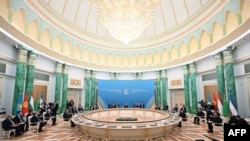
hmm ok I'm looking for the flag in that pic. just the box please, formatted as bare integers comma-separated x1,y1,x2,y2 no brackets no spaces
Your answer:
22,93,29,115
207,93,211,104
34,97,40,111
30,92,34,110
40,94,44,105
229,92,238,115
212,92,218,111
217,93,223,114
15,93,23,114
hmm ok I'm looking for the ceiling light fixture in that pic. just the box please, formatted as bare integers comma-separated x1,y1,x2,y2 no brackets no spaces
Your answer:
92,0,161,44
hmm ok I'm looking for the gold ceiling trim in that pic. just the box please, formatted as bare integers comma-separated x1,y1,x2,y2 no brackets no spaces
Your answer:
1,16,249,72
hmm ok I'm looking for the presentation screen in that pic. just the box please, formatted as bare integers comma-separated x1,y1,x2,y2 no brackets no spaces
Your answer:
98,80,154,108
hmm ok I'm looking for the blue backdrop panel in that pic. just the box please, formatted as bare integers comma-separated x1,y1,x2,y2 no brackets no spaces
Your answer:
98,80,154,108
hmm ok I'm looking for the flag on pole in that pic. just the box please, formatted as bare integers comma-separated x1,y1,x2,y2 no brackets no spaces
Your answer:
22,93,29,115
34,97,40,111
207,92,212,104
229,92,238,115
30,92,34,110
40,94,44,105
217,93,223,114
212,92,218,111
16,93,23,114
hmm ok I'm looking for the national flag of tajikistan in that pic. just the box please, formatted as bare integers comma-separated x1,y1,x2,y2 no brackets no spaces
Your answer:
217,93,223,114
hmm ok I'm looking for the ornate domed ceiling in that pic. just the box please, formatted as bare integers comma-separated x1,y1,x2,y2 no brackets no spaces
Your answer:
0,0,249,72
28,0,219,49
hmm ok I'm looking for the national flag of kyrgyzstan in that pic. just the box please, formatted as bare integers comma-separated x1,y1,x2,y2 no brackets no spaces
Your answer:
22,93,29,115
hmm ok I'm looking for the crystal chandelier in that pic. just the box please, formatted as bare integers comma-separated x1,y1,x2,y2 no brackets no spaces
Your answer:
92,0,161,44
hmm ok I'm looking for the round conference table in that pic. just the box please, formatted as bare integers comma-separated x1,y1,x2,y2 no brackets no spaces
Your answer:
72,108,181,141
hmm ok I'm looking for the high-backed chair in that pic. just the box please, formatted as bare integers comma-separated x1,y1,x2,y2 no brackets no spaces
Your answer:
43,112,51,125
28,116,39,134
212,120,223,134
1,120,15,138
61,113,70,127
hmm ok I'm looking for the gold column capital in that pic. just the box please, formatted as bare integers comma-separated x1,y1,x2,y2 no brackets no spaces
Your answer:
214,53,223,66
161,70,167,78
156,71,160,78
189,62,196,73
17,48,28,63
182,65,189,75
27,52,36,66
223,48,233,64
63,65,69,74
56,62,63,73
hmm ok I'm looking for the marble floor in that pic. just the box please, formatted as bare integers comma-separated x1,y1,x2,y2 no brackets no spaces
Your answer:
1,118,223,141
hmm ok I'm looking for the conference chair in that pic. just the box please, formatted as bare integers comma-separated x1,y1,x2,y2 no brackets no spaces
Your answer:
61,113,70,127
1,120,15,138
28,116,39,134
212,119,223,134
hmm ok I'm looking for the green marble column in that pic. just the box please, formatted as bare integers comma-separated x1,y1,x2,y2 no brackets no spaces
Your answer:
61,65,69,113
223,49,238,110
91,72,96,105
84,70,91,111
215,53,229,117
12,48,27,114
155,71,161,106
25,52,36,111
55,62,63,114
182,65,190,112
161,70,167,110
189,62,198,114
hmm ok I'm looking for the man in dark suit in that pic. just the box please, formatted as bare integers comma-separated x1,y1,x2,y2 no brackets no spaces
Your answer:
71,106,77,115
235,115,249,125
69,99,74,107
45,109,56,125
180,104,187,113
124,103,128,108
63,109,75,127
13,111,26,133
206,109,213,122
177,109,187,127
207,111,223,133
2,114,23,136
30,111,47,132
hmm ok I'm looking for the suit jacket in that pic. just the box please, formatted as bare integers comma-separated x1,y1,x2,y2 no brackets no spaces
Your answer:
179,112,187,121
45,111,55,120
63,112,72,121
180,106,187,113
2,118,15,130
235,118,248,125
71,107,77,114
31,115,41,123
13,115,25,124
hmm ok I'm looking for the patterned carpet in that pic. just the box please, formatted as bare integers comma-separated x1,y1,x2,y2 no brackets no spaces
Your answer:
1,118,223,141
